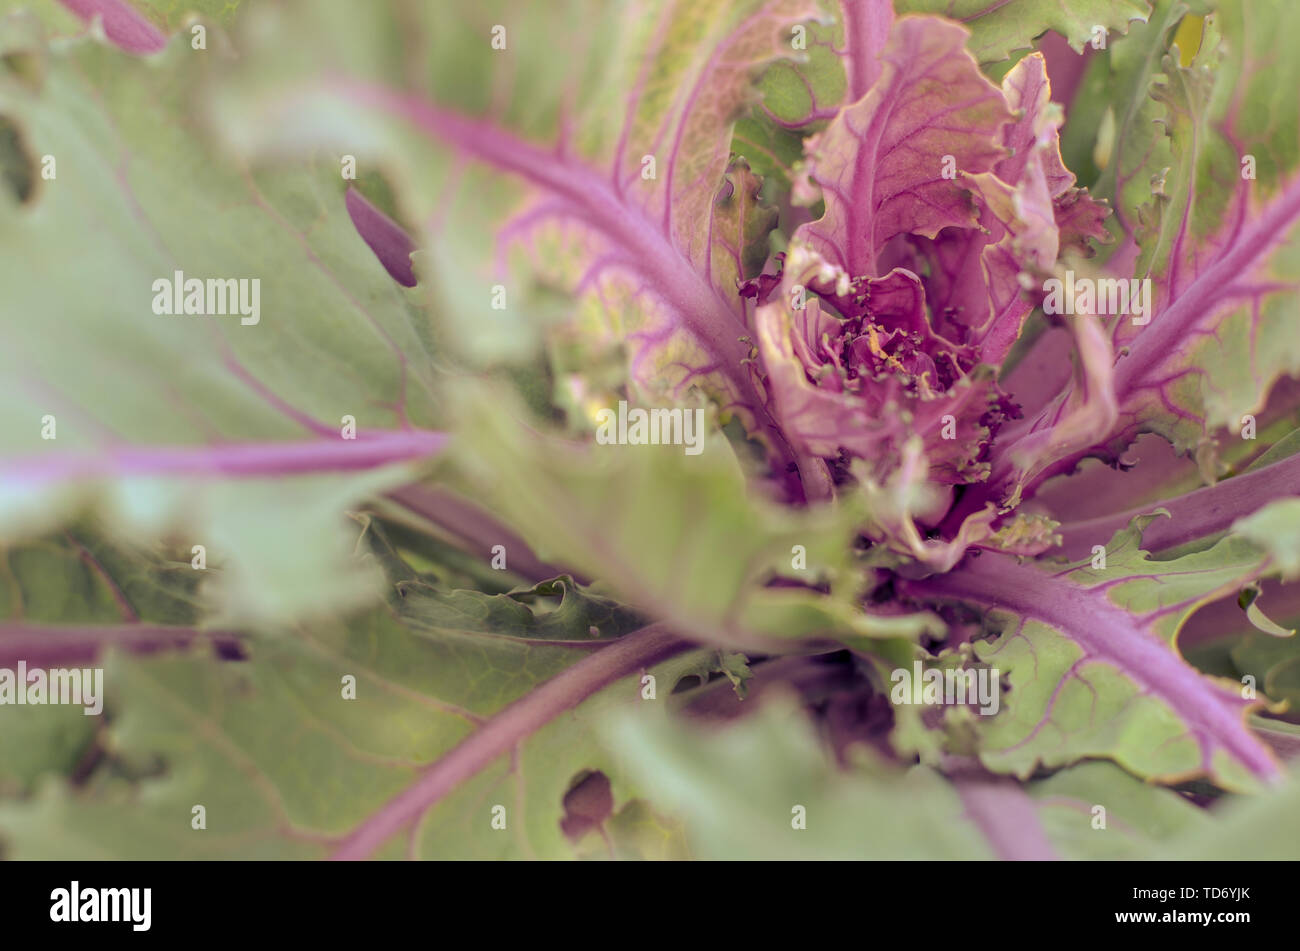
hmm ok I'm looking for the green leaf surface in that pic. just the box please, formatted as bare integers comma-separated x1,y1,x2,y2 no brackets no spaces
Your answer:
0,20,449,625
1232,498,1300,579
1103,1,1300,452
607,697,998,859
0,530,712,859
607,695,1219,859
446,384,940,650
1159,769,1300,858
896,0,1152,64
1023,760,1210,858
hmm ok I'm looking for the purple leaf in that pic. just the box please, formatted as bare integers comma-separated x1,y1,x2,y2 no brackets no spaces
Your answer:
345,187,418,288
57,0,166,54
795,17,1012,279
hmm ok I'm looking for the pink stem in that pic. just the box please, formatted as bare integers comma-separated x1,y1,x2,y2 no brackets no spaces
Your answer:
1,430,446,484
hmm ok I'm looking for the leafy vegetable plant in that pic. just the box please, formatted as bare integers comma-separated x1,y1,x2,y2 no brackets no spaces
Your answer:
1,0,1299,860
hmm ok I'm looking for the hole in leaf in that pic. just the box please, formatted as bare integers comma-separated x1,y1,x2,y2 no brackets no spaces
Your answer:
559,769,613,842
671,674,703,693
0,115,36,204
214,637,248,661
